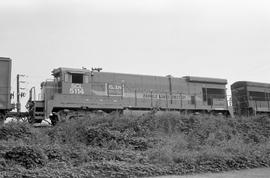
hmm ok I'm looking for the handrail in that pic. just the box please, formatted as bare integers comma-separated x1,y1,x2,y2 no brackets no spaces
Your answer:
29,87,36,101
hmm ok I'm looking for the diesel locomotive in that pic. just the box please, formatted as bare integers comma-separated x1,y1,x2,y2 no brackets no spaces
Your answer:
1,57,270,125
26,67,231,124
231,81,270,116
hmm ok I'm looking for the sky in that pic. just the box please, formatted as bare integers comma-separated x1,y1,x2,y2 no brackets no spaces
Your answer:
1,0,270,104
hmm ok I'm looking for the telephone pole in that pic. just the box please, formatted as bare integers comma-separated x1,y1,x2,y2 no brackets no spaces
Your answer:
16,74,26,113
17,74,20,113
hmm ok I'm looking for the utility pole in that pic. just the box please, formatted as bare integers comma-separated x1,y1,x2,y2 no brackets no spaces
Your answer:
16,74,26,113
17,74,20,113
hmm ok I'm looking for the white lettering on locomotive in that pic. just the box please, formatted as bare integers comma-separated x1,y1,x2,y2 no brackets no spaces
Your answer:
143,93,189,100
70,84,84,94
107,84,123,96
108,84,122,90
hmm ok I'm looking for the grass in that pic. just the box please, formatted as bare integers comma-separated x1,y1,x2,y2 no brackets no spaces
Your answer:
1,113,270,177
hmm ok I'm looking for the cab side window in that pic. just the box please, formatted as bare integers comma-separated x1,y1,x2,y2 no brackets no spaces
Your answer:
72,74,83,84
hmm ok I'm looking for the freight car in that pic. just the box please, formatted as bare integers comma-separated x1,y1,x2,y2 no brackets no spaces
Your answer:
27,67,231,125
0,57,13,124
231,81,270,116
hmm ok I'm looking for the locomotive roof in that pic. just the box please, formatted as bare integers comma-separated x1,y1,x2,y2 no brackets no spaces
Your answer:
183,76,227,84
232,81,270,88
0,57,11,61
51,67,227,85
52,67,91,75
97,71,227,84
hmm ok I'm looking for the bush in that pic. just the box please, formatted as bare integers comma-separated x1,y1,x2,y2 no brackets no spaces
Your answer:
5,145,47,169
0,121,34,141
3,114,270,177
44,145,65,162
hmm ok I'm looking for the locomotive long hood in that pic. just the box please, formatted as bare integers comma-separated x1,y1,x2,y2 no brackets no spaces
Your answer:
183,76,227,85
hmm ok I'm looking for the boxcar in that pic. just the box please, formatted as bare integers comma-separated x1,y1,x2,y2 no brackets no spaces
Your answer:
231,81,270,116
27,67,231,124
0,57,12,122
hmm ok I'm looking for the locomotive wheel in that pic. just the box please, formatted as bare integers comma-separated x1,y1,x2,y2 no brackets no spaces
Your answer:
50,114,59,126
50,110,88,126
27,116,42,124
59,110,78,121
49,110,71,125
27,116,34,124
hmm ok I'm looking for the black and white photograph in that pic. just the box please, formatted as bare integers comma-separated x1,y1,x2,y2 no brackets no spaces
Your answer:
1,0,270,177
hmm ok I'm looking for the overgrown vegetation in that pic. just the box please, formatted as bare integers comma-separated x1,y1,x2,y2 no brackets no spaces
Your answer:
1,113,270,177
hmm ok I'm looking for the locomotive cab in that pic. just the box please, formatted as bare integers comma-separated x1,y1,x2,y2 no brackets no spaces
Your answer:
45,68,94,124
51,68,91,95
27,68,92,124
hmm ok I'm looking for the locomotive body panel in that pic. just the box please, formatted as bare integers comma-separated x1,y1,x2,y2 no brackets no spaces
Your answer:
0,58,241,125
38,68,229,121
231,81,270,115
0,58,12,111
